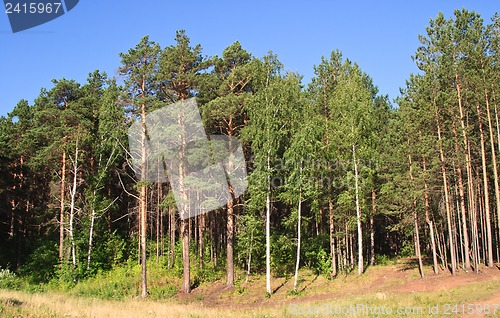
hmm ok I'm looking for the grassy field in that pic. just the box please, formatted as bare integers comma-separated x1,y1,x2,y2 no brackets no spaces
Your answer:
1,260,499,317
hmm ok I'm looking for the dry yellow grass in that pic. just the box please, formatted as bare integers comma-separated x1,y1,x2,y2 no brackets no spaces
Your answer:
2,278,500,318
0,289,279,318
1,263,500,317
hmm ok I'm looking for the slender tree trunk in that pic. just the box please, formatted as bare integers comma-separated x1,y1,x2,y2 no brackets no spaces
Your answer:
479,187,486,264
181,218,190,293
169,205,175,269
226,192,234,286
68,139,78,268
343,224,348,273
495,102,500,252
451,121,471,271
87,191,96,270
246,227,254,282
140,96,148,298
199,213,205,269
160,195,164,260
408,151,424,278
476,102,494,267
293,190,302,291
435,104,457,274
455,79,474,271
59,151,66,262
156,180,161,263
353,144,363,276
266,149,272,296
435,223,445,269
329,198,337,277
370,190,376,266
178,107,191,293
485,89,500,264
422,154,439,274
226,136,236,287
414,213,424,278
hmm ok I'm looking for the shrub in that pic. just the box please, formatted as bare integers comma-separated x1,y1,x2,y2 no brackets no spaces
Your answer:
0,268,24,290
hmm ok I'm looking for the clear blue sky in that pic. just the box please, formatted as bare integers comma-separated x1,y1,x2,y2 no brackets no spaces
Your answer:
0,1,498,116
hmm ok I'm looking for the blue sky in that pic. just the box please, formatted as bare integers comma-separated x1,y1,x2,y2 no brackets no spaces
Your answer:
0,1,498,117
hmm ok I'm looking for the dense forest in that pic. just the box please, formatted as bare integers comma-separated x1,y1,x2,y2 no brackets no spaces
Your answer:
0,9,499,297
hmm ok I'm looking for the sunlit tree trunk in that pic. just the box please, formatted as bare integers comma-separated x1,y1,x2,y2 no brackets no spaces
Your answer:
266,149,272,295
353,144,363,276
68,140,78,268
59,151,66,262
434,103,457,274
423,154,439,274
293,189,302,291
476,101,494,267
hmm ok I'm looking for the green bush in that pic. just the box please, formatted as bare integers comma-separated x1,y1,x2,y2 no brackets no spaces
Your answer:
271,234,295,277
374,254,393,266
18,239,58,284
302,234,331,277
399,239,414,258
69,261,141,300
0,268,24,290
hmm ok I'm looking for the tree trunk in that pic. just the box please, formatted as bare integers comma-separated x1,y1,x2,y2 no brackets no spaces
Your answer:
169,205,175,269
423,153,439,274
370,190,376,266
199,213,205,269
87,192,96,270
59,151,66,262
293,191,302,291
435,104,457,274
476,102,494,267
485,89,500,264
69,139,78,268
246,227,254,282
140,97,148,298
156,181,161,263
226,192,234,286
266,149,272,296
329,198,337,277
451,121,471,271
408,151,424,278
455,79,474,271
181,218,190,293
414,212,424,278
353,144,363,276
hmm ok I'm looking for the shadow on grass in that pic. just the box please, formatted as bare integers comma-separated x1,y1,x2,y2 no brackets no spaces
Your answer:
398,257,420,271
299,274,319,293
272,276,290,294
2,298,23,307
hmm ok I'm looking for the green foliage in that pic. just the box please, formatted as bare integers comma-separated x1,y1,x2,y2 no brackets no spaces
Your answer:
236,213,265,272
302,234,331,277
0,268,21,290
399,239,415,258
69,260,141,299
374,254,395,266
270,234,294,277
18,239,58,284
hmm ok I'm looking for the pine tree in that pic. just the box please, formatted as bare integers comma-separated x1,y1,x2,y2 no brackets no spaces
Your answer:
119,35,161,298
